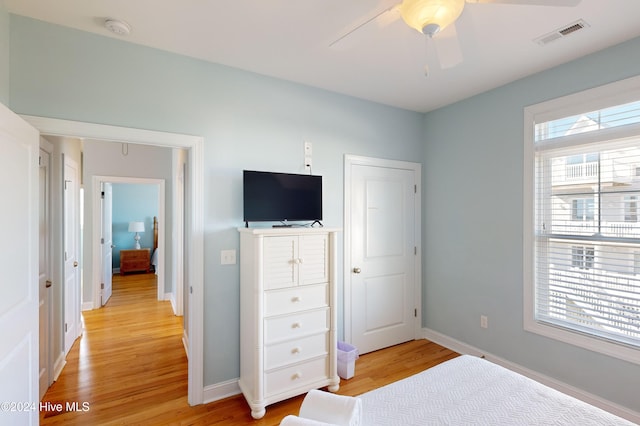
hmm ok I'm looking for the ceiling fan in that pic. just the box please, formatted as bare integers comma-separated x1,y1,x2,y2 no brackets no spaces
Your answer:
330,0,582,71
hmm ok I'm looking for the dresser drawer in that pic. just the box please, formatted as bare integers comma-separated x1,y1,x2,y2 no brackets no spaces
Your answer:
265,356,328,398
265,332,328,371
120,249,150,274
265,308,329,344
264,284,328,317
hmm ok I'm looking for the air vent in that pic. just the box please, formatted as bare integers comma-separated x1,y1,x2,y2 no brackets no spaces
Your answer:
534,19,590,46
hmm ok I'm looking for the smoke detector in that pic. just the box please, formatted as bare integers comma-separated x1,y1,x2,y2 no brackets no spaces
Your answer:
104,19,131,36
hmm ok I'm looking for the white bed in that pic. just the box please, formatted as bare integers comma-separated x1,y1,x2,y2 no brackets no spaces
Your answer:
282,354,634,425
358,355,634,425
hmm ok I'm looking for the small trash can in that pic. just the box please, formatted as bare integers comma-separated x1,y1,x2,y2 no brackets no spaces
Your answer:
337,341,359,380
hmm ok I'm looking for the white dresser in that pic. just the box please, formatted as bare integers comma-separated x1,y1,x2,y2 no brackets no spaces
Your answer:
238,227,340,419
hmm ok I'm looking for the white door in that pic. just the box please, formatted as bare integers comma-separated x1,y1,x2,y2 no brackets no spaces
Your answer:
64,157,81,354
0,103,39,424
39,141,53,399
101,182,113,306
347,157,420,354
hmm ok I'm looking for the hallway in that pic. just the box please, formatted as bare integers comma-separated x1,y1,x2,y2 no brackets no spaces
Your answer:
40,273,187,424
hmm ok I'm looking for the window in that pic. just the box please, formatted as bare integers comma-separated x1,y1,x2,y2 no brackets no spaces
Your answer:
571,246,594,269
571,199,594,221
524,76,640,364
624,196,638,222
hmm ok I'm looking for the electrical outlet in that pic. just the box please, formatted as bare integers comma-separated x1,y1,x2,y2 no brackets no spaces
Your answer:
220,249,236,265
304,141,313,173
480,315,488,329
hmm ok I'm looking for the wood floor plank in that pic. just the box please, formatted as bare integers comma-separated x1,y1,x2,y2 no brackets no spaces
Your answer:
40,272,458,425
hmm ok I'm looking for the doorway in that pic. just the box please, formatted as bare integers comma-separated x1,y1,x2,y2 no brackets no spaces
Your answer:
94,177,166,306
21,114,205,405
343,155,422,354
39,138,54,399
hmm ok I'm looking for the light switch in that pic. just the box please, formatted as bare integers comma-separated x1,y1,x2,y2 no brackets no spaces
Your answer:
221,249,236,265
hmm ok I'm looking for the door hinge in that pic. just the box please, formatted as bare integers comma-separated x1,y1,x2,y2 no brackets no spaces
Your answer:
65,323,68,333
101,283,104,290
64,251,68,261
414,308,417,317
190,286,193,294
101,191,105,199
101,237,104,244
414,246,417,255
414,184,417,193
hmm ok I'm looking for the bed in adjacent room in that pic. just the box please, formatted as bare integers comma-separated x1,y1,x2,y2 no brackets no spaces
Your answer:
151,216,159,273
281,355,635,425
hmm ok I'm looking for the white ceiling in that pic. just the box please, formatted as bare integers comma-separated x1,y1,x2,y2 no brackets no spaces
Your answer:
6,0,640,113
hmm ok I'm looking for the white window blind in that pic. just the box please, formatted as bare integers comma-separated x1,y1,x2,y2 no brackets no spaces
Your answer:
534,100,640,351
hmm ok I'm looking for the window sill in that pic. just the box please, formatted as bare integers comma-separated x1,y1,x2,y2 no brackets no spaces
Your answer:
524,319,640,366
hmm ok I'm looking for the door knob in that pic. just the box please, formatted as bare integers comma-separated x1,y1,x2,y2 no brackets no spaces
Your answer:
45,280,52,288
353,267,361,274
73,261,79,267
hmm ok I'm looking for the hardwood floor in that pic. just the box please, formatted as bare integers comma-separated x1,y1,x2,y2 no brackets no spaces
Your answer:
40,273,458,425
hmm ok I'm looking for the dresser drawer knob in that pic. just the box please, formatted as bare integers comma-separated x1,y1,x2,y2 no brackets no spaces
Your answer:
292,322,301,329
292,372,302,380
291,347,301,354
291,296,301,303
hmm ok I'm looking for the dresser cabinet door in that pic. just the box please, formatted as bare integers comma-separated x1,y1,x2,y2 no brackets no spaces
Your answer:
299,234,329,286
263,234,329,290
263,236,298,290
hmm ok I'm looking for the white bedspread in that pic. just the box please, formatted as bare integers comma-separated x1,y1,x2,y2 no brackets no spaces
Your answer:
359,355,634,425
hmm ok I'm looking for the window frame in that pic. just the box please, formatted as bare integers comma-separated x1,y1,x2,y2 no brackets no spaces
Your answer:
524,75,640,365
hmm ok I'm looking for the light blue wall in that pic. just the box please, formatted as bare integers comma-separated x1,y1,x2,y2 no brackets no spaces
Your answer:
423,36,640,412
0,1,9,104
9,16,425,386
111,183,159,268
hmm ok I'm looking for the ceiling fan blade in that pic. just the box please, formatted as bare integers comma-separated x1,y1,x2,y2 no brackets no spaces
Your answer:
433,22,464,69
329,4,401,49
466,0,581,6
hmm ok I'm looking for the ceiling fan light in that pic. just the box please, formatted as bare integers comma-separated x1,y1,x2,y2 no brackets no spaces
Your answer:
400,0,465,35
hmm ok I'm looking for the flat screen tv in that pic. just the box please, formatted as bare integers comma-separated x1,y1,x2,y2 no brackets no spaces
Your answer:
243,170,322,227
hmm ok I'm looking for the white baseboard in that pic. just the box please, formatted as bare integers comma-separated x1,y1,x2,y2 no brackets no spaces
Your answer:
167,292,177,313
182,330,189,359
81,301,94,311
202,378,241,405
421,328,640,424
52,351,66,382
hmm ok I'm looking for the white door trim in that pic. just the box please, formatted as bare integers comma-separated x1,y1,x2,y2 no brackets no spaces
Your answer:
20,115,205,405
343,154,422,344
92,176,165,304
